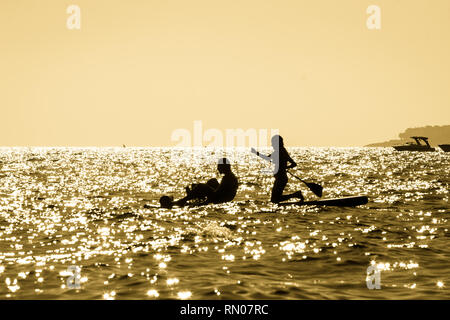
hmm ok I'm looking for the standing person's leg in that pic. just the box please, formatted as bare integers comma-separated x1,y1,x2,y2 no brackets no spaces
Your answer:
271,174,304,203
271,175,288,203
283,190,304,202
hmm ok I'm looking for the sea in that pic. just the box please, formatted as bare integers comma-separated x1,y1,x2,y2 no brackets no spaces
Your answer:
0,147,448,299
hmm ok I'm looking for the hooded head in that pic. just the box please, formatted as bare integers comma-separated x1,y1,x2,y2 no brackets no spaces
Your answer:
217,157,231,174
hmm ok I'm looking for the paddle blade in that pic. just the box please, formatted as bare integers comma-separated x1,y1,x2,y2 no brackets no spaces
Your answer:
305,182,323,197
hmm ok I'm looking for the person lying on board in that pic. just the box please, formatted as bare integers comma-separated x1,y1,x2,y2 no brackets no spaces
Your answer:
159,179,218,208
186,178,220,198
159,158,239,208
251,135,304,204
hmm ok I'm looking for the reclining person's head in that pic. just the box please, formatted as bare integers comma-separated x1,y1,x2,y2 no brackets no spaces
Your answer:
159,195,173,209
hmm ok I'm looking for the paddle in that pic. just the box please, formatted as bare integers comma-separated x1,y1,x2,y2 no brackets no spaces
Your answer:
250,147,323,198
288,171,323,198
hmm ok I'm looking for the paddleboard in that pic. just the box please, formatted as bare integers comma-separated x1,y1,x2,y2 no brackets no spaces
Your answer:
155,195,368,208
279,196,368,207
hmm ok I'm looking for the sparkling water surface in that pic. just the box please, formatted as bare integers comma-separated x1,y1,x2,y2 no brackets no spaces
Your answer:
0,147,448,299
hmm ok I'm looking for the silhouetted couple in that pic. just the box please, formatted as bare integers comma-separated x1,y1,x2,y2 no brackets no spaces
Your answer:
160,158,239,209
160,135,303,208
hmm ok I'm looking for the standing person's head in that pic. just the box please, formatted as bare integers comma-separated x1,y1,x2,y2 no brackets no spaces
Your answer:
217,158,232,174
271,135,284,149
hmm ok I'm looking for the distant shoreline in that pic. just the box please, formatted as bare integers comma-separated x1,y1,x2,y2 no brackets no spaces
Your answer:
366,125,450,147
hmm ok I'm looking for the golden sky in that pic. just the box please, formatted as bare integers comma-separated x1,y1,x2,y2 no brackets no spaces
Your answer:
1,0,449,146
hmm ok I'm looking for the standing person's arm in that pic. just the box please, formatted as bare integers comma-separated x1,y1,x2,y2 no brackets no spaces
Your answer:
251,148,271,162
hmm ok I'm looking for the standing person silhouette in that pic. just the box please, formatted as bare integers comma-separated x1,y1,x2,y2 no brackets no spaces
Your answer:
251,135,304,203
